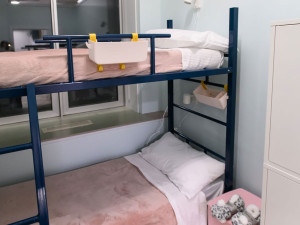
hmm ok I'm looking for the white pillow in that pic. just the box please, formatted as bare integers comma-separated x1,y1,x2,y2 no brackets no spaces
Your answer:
141,132,225,199
146,29,229,53
141,132,205,174
167,155,225,199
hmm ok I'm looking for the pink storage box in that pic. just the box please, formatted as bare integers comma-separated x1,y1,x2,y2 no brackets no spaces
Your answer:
207,188,261,225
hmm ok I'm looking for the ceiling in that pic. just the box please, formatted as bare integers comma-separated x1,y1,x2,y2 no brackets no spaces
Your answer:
8,0,107,6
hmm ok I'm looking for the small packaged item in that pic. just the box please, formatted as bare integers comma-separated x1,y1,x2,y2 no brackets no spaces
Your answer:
211,194,245,223
231,204,261,225
193,81,228,109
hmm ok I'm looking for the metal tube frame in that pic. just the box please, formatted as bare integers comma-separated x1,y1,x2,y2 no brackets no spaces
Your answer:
168,8,238,192
0,7,238,224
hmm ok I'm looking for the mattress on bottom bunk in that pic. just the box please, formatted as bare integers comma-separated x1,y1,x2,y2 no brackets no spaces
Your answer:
0,48,224,88
0,157,177,225
0,155,224,225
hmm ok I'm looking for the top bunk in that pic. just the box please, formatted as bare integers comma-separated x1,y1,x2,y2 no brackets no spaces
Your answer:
0,7,238,99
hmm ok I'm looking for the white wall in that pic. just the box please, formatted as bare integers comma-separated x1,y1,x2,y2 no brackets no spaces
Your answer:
160,0,300,196
0,119,165,186
138,0,167,114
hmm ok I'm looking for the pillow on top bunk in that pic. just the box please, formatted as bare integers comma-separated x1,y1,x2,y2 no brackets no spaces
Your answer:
146,29,229,53
141,132,224,199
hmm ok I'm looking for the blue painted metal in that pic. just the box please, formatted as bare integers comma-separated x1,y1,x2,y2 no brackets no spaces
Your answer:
173,104,227,126
167,20,173,29
0,143,32,155
36,39,122,45
168,80,174,133
27,84,49,225
66,38,75,82
150,37,155,74
0,68,230,99
173,130,225,161
167,21,174,134
43,34,171,40
8,216,39,225
183,78,225,88
224,7,238,192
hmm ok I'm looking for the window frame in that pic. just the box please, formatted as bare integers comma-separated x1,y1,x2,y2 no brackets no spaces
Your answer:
0,0,130,125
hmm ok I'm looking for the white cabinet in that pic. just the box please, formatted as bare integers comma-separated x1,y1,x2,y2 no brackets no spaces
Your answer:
263,169,300,225
261,20,300,225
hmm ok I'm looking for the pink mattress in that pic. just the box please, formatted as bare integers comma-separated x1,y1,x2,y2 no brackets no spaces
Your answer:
0,157,176,225
0,48,182,88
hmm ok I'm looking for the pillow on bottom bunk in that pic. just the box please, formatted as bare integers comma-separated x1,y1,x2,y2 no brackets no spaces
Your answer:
141,132,224,199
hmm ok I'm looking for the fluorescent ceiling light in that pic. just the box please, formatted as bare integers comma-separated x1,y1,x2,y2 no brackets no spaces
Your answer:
77,0,83,4
11,1,20,5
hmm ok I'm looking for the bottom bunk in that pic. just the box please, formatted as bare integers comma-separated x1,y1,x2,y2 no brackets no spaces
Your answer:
0,133,224,225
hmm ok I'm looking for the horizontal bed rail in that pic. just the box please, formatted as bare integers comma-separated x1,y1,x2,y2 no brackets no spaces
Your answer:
173,130,225,161
183,78,226,88
0,143,32,155
173,103,227,126
0,67,230,99
42,33,171,82
43,34,171,40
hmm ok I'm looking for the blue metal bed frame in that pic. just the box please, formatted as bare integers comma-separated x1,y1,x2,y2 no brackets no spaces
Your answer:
0,8,238,225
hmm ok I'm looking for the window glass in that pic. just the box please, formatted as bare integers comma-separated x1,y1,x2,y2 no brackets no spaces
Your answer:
68,87,118,108
57,0,122,110
0,95,52,118
57,0,120,36
0,0,54,120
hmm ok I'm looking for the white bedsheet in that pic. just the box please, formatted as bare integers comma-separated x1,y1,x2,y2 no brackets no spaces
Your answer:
125,153,208,225
178,48,224,71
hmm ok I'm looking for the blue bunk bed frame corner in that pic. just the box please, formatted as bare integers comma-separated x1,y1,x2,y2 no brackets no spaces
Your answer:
0,7,238,225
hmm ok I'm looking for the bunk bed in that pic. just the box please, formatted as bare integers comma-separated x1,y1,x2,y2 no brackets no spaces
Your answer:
0,7,238,225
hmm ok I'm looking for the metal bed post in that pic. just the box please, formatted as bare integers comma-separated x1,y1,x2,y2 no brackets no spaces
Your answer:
26,84,49,225
167,19,175,133
66,37,75,82
225,7,238,192
168,80,174,133
150,37,156,75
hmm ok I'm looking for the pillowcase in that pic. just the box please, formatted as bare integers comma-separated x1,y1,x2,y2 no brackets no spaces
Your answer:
167,155,225,199
141,132,225,199
146,29,229,53
141,132,205,174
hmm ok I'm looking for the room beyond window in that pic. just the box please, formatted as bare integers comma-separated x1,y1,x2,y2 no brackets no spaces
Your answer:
0,0,124,125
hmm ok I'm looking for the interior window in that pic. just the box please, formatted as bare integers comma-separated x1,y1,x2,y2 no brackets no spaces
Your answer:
0,0,124,124
68,87,119,108
57,0,123,115
0,0,58,125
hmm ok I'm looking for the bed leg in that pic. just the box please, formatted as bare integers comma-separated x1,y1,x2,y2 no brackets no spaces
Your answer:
225,7,238,192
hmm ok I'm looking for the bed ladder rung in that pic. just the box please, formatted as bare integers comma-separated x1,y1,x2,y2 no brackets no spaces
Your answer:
0,143,33,155
8,215,39,225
